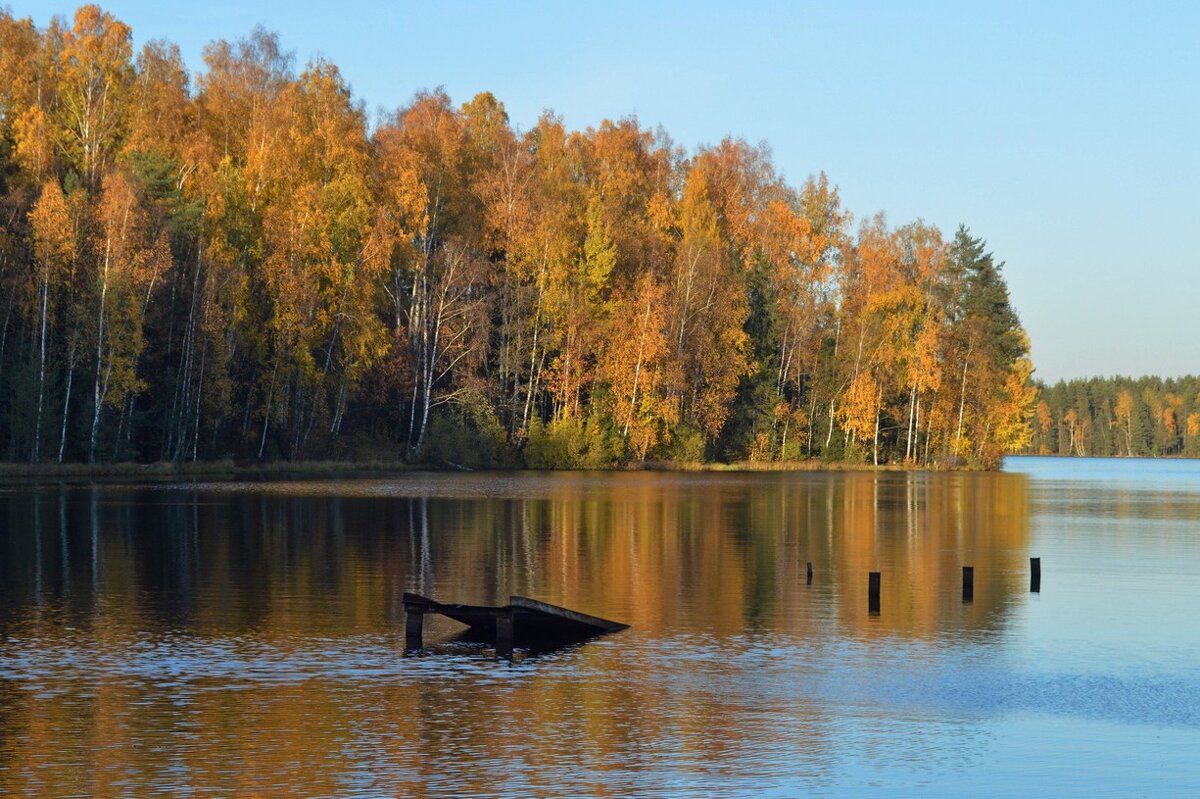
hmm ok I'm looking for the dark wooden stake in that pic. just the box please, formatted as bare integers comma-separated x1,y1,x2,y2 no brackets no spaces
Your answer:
405,607,424,653
1030,557,1041,593
495,609,514,659
962,566,974,603
868,571,881,614
806,561,813,585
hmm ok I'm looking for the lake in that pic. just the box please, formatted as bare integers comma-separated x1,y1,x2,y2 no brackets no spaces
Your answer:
1,458,1198,797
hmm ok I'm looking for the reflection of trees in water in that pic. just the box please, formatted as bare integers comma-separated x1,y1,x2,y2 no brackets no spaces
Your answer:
0,474,1036,637
827,472,1033,638
0,473,1032,795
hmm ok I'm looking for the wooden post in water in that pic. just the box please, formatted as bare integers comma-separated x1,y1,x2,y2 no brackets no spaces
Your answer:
806,561,813,585
1030,557,1041,593
495,608,514,658
868,571,881,615
962,566,974,603
405,607,424,652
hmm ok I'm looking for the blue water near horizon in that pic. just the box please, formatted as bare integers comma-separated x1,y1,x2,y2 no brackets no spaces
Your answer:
1005,453,1200,484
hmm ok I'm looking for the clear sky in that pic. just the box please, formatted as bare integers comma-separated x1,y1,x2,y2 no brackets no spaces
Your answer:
17,1,1200,382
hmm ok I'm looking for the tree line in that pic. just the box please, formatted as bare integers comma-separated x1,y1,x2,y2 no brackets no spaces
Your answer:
1030,376,1200,458
0,6,1035,468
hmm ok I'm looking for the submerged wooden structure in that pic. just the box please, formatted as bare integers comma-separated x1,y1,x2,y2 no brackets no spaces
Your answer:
403,592,628,657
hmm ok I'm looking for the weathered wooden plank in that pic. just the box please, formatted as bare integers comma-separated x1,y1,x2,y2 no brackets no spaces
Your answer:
403,592,502,634
510,596,629,633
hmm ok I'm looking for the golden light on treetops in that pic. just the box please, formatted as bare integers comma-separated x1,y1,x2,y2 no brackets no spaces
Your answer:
0,5,1037,469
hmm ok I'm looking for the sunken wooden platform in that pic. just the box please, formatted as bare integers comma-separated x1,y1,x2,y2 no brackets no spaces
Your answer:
402,592,628,657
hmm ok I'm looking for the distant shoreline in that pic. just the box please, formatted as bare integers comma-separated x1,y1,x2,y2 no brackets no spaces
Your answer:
1006,453,1200,462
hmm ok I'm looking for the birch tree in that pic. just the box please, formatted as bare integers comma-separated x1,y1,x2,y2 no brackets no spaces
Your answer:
28,179,75,461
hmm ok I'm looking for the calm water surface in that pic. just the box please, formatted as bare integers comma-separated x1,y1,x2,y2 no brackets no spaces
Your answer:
1,458,1198,797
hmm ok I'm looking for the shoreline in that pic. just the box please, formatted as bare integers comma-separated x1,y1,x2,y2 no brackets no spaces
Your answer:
1,454,1189,485
0,458,969,486
0,460,420,486
11,453,1193,486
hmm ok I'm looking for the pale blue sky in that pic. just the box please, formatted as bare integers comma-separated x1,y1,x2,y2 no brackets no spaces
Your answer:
18,1,1200,381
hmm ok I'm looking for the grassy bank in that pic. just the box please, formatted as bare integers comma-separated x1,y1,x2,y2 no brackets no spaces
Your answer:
0,457,970,485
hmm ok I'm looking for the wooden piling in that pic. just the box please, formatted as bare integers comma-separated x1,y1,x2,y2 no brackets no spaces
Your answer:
806,561,813,585
405,607,424,652
495,609,514,658
1030,557,1041,592
868,571,881,614
962,566,974,603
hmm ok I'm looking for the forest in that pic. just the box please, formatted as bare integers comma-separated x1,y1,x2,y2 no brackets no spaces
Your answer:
0,6,1035,469
1031,376,1200,458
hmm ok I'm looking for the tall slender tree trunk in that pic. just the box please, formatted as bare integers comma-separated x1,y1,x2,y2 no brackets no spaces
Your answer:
872,392,881,466
88,253,111,463
415,345,435,457
521,264,545,435
913,393,922,466
413,299,439,458
978,419,991,462
825,398,836,449
806,388,818,458
781,412,790,460
34,276,48,462
0,293,13,386
405,372,420,455
776,323,790,395
258,358,278,459
58,345,76,463
301,313,342,453
330,381,347,436
113,394,128,460
190,342,206,461
954,340,973,462
924,405,934,465
169,251,202,460
623,290,653,439
905,384,917,461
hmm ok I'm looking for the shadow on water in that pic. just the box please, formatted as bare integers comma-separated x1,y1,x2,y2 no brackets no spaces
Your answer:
428,630,600,663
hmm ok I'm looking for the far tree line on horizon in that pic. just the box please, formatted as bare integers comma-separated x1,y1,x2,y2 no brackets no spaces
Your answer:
1031,376,1200,459
0,6,1036,469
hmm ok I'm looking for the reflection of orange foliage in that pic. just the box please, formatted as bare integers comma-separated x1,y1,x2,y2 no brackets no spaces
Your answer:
0,473,1031,794
828,472,1030,637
